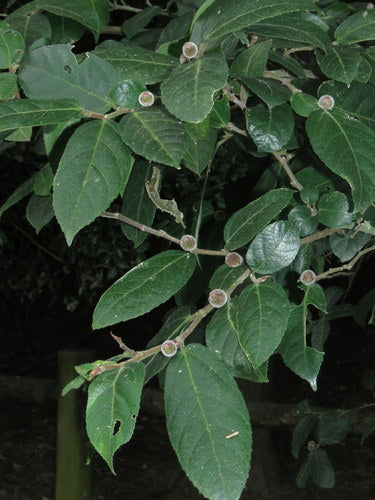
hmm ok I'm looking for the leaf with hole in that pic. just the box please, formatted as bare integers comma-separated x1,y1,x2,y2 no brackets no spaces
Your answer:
0,21,24,69
19,44,120,113
86,363,145,473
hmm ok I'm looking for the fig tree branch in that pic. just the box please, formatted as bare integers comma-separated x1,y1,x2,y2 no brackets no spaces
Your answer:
315,244,375,282
90,268,251,376
101,211,228,256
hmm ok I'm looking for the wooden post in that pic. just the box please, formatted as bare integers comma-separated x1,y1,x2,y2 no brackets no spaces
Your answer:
56,349,95,500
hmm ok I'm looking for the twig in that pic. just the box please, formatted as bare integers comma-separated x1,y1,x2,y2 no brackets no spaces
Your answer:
222,84,247,110
284,46,314,57
101,25,122,35
225,122,248,136
109,1,141,12
300,227,344,246
10,223,67,264
315,245,375,282
82,107,135,120
272,152,304,191
91,269,251,375
263,71,302,93
101,211,228,256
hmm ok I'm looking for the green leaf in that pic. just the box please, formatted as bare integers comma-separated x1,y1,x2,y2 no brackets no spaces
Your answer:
0,98,82,133
279,286,325,390
247,13,331,53
288,205,318,236
335,10,375,44
143,307,192,384
316,191,353,227
246,103,294,153
191,0,317,43
330,232,371,262
86,363,145,473
121,160,156,248
183,126,217,174
230,40,272,78
93,250,196,329
0,72,18,100
47,13,85,44
6,125,32,142
268,50,306,78
34,165,54,196
209,264,247,290
300,185,319,205
206,298,268,381
241,77,292,108
237,281,290,367
0,21,24,69
120,108,185,168
296,166,335,194
290,92,318,117
8,0,109,39
157,11,193,49
26,194,54,233
8,13,51,47
61,374,86,396
291,415,317,458
122,6,161,39
246,221,300,274
161,54,228,123
318,80,375,132
19,44,120,113
0,174,35,218
93,42,178,84
297,449,335,488
164,343,251,500
316,413,351,446
110,79,146,109
316,46,361,86
306,109,375,211
53,120,132,245
209,95,230,128
224,188,293,251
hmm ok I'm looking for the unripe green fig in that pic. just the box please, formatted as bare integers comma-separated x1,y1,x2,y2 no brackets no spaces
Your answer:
300,269,316,286
138,91,154,107
318,94,334,110
182,41,198,59
161,340,178,357
179,234,197,252
208,289,228,308
225,252,243,268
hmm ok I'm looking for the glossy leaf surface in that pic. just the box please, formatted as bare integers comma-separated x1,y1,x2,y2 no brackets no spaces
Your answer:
246,221,300,274
224,188,293,251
